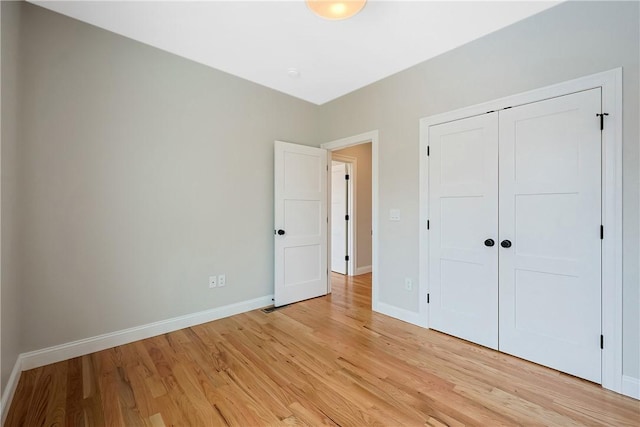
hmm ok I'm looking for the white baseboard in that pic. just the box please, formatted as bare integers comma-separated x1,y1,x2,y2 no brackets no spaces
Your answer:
21,295,273,371
0,356,23,426
622,375,640,399
374,302,427,328
354,265,372,275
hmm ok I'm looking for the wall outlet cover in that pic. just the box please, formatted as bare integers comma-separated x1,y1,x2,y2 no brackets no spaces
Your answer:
404,277,413,291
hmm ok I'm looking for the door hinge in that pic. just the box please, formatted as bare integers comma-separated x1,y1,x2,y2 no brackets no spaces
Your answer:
427,220,430,230
345,255,349,261
345,174,350,180
427,146,430,156
596,113,609,131
345,214,350,221
600,225,604,240
600,335,604,349
427,293,430,304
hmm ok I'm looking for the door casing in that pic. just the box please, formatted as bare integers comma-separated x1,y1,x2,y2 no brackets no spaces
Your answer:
321,131,379,305
419,68,623,395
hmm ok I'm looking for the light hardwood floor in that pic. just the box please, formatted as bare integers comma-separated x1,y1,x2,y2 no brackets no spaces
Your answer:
5,273,639,426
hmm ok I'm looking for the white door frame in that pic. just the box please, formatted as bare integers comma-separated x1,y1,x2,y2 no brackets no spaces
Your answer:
330,156,356,276
321,131,378,305
419,68,623,395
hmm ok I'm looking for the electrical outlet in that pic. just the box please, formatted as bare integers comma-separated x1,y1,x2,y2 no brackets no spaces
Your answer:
218,274,226,287
209,276,217,288
404,277,413,291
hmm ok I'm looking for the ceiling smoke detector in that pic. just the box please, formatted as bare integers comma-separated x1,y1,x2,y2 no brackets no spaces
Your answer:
287,68,301,79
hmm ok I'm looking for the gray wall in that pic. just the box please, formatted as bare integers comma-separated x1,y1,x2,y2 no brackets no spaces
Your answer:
14,3,319,353
1,1,23,395
318,1,640,378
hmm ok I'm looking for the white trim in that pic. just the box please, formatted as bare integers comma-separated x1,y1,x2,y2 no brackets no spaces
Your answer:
419,68,624,395
331,154,357,277
0,357,21,426
600,68,624,394
355,265,372,275
321,130,379,310
0,2,4,419
20,295,273,371
376,302,426,327
322,130,377,151
418,121,430,332
622,376,640,400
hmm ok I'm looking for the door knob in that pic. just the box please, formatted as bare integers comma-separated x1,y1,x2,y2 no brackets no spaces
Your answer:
484,239,495,247
501,239,512,248
276,229,285,235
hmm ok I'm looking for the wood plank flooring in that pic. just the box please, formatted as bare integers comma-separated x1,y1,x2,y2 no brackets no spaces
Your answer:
5,273,639,426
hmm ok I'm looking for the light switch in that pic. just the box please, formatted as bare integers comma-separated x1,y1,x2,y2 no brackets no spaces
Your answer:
390,209,401,221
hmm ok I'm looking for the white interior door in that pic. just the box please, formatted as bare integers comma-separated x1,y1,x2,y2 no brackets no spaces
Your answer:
428,113,499,349
331,162,348,274
498,89,602,383
274,141,328,307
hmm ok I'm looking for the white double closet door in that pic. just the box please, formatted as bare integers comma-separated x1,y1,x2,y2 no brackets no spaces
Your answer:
428,89,602,383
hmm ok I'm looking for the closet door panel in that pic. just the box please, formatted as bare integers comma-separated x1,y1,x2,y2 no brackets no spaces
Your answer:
498,88,602,383
428,113,499,349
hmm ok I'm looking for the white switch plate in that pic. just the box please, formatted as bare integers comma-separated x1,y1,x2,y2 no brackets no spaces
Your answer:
404,277,413,291
390,209,401,221
218,274,226,287
209,276,217,288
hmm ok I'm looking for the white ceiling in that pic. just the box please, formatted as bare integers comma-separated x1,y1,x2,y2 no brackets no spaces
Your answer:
30,1,560,105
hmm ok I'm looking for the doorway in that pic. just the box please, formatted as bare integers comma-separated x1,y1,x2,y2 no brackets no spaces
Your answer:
321,131,378,305
274,131,378,309
330,143,372,279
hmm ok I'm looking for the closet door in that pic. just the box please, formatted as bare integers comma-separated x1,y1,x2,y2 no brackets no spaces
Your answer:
498,89,602,383
428,113,499,349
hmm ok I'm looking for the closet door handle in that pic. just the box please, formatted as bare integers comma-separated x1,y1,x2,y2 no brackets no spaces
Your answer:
501,239,512,248
484,239,495,247
276,229,285,236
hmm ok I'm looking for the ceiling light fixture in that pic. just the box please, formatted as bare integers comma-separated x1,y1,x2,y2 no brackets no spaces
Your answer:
306,0,367,21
